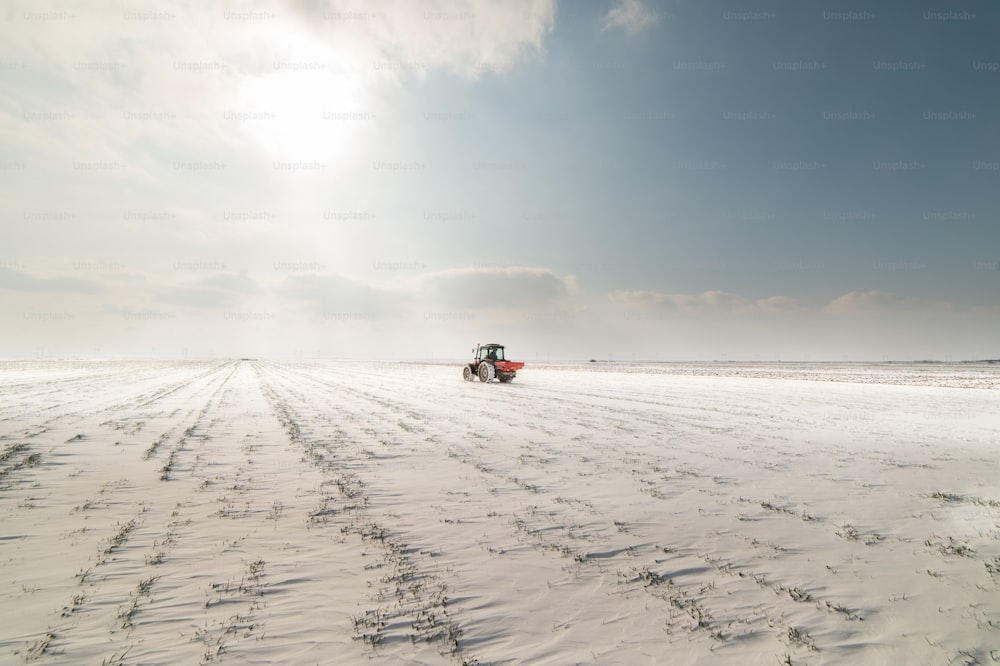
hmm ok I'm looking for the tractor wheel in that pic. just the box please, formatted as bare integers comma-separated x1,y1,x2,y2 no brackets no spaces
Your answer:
478,362,494,382
463,366,473,381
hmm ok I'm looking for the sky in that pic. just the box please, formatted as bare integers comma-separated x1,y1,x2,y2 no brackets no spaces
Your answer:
1,0,998,361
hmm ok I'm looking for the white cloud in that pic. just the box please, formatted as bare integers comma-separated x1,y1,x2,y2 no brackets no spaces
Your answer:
0,268,105,294
824,290,899,316
156,286,241,310
155,273,263,310
273,265,578,317
749,295,805,316
610,289,801,315
277,272,405,320
290,0,557,79
418,265,576,309
197,273,262,295
601,0,658,35
823,290,1000,321
822,290,966,317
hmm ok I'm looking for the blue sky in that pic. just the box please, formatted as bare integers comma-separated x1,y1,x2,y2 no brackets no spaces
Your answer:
1,0,997,360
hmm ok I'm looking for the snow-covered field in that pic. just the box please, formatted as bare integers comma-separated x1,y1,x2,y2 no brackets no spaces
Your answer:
1,359,998,665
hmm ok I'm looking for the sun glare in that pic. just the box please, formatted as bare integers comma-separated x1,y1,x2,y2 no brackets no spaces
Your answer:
234,31,370,162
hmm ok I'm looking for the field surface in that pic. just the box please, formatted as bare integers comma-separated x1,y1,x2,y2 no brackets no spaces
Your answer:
1,359,999,665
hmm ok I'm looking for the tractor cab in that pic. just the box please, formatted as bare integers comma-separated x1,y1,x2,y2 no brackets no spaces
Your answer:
478,344,505,362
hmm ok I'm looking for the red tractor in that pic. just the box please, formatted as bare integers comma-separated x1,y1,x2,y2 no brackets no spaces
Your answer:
463,343,524,383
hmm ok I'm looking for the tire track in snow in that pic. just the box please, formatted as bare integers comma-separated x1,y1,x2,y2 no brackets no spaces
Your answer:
254,362,901,661
253,361,479,665
6,363,239,664
253,362,748,660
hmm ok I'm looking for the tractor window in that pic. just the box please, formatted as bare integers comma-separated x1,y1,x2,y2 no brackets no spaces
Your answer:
493,348,504,360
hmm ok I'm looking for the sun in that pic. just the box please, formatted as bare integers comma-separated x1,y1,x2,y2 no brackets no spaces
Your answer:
233,31,371,162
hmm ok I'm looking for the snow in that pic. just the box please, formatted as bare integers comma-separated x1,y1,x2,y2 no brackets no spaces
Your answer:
1,359,998,664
